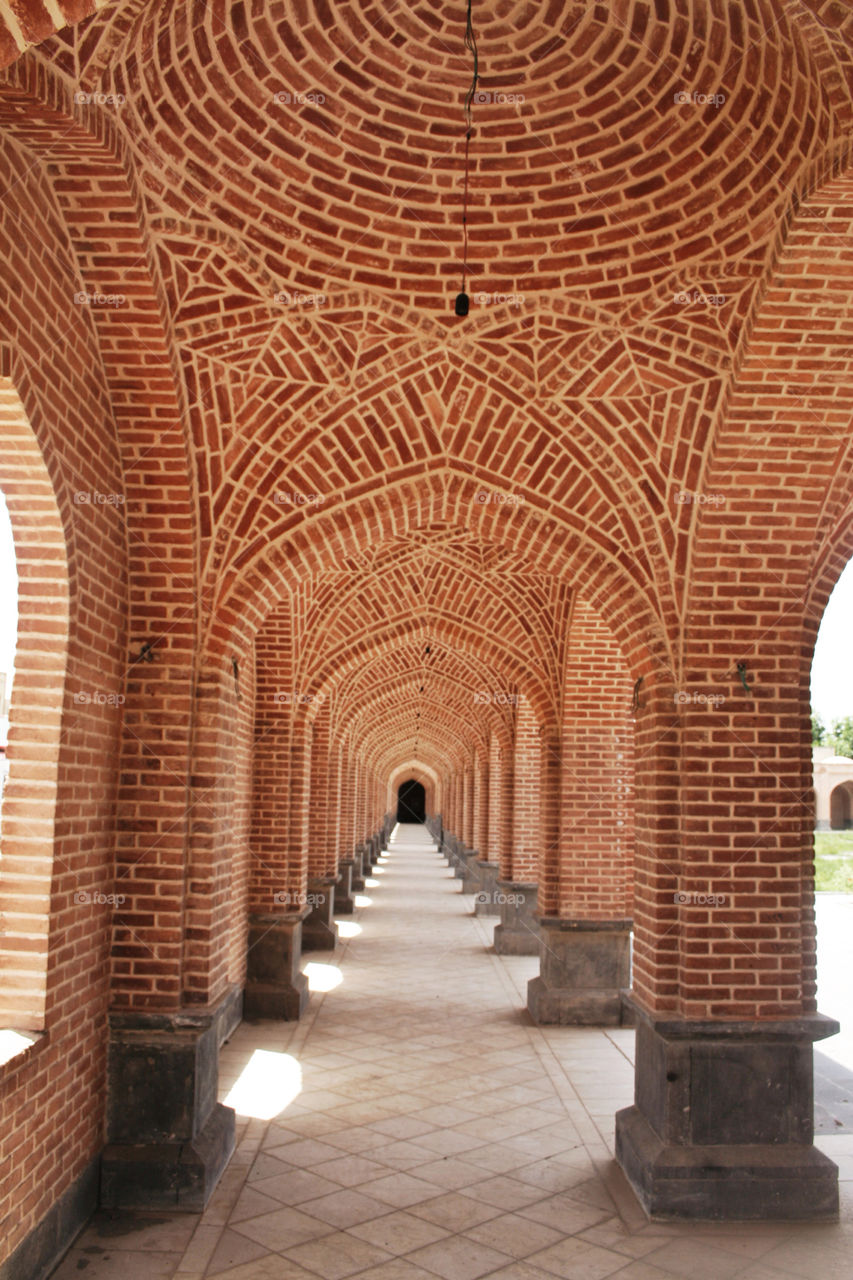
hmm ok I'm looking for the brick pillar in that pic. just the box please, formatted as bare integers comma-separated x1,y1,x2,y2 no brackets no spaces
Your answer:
303,701,338,951
495,699,539,953
529,598,634,1023
463,761,474,849
244,673,310,1021
615,665,838,1221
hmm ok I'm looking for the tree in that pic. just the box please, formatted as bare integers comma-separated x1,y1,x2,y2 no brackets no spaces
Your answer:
828,715,853,759
812,713,826,746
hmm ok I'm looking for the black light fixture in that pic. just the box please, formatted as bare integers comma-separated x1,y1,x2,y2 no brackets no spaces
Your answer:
454,0,479,317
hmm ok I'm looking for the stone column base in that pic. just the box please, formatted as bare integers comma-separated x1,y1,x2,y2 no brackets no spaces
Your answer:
615,1002,840,1220
335,860,355,914
456,848,480,885
527,918,631,1022
350,846,366,892
101,985,241,1210
473,861,501,915
493,883,539,954
244,912,309,1020
302,877,338,951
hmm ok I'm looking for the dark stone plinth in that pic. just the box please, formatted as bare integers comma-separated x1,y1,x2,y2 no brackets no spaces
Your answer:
426,815,443,845
615,1001,840,1221
244,912,309,1020
527,918,631,1021
335,860,355,914
473,861,501,915
456,848,480,884
302,877,338,951
493,883,540,955
101,985,241,1211
349,846,366,891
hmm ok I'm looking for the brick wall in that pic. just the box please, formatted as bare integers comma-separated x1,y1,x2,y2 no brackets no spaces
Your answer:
0,129,126,1262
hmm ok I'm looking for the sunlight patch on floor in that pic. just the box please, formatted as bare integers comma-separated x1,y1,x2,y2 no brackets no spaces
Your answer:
223,1050,302,1120
303,962,344,992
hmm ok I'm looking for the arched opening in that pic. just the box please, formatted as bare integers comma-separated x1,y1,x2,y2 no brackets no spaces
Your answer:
830,782,853,831
0,381,69,1031
396,778,425,823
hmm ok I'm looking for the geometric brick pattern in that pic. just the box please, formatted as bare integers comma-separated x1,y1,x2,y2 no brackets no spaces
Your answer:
1,0,853,1264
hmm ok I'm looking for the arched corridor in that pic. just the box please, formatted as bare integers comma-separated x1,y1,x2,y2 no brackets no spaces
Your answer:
4,0,853,1270
51,826,853,1279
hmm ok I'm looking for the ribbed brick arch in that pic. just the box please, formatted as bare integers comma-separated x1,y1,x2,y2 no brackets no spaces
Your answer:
357,697,487,774
214,472,671,678
325,650,519,742
387,763,440,819
310,624,555,733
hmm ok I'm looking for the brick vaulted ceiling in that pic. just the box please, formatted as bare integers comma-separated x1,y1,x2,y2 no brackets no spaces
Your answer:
4,0,853,771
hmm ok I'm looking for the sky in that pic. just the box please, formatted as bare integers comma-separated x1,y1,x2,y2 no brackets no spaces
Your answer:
811,557,853,725
0,492,851,722
0,493,16,696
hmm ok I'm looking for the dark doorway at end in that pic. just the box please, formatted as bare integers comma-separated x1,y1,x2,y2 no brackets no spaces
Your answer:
397,779,426,823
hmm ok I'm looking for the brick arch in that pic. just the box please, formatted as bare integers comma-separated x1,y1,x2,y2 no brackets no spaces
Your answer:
0,378,69,1029
630,158,853,1021
72,0,827,306
306,616,558,732
690,158,853,672
0,60,215,1012
213,472,672,680
387,762,440,818
323,644,522,742
0,0,117,68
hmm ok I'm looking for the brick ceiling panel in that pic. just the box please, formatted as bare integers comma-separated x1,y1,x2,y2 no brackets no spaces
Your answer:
2,0,852,764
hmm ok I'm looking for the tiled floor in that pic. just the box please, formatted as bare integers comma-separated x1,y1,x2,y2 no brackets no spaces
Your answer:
54,826,853,1279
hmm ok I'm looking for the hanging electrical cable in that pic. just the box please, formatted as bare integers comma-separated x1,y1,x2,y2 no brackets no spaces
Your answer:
454,0,479,317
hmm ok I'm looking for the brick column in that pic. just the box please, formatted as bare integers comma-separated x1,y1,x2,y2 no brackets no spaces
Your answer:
244,659,310,1020
303,700,338,951
495,699,539,953
529,598,634,1023
615,666,837,1220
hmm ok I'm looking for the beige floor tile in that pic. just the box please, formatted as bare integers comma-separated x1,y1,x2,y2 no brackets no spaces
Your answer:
295,1189,393,1229
525,1235,636,1279
403,1235,514,1280
348,1210,451,1255
463,1210,564,1258
231,1206,334,1250
281,1230,393,1278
